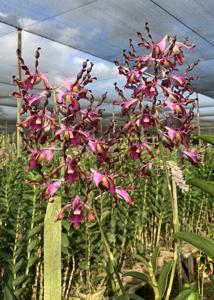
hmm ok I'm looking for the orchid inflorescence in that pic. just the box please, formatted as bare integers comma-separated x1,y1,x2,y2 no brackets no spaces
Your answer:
13,46,133,228
13,24,200,228
114,24,200,169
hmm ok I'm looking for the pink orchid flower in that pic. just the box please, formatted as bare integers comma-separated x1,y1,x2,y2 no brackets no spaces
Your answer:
56,195,95,228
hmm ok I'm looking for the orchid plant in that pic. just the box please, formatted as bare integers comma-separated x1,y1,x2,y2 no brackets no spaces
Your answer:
13,50,133,228
13,23,202,299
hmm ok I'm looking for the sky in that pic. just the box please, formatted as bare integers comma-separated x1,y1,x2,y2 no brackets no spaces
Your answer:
0,0,214,126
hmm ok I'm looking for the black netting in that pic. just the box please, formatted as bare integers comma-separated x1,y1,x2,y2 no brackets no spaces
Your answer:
0,0,214,129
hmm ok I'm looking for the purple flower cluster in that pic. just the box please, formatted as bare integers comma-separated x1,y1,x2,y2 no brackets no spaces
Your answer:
13,25,200,228
13,49,133,228
113,24,200,170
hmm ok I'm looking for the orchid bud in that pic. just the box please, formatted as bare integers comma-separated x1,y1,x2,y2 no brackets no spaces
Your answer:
72,85,81,93
64,131,70,141
129,73,135,82
35,117,42,125
175,104,183,114
87,210,95,223
162,59,171,69
137,62,143,70
38,153,45,163
34,75,42,85
96,143,105,155
172,45,181,55
101,176,111,190
65,93,73,103
152,45,160,57
175,132,182,143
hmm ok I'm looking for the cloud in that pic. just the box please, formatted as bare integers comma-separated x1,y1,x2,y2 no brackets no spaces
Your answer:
0,19,122,121
0,12,8,18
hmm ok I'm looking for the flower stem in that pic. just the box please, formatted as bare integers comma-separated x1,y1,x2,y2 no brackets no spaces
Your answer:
148,261,161,300
93,202,128,299
158,143,181,299
148,261,160,300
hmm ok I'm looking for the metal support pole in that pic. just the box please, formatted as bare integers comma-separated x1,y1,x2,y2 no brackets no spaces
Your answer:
112,103,115,134
16,28,22,156
195,92,202,148
196,93,201,136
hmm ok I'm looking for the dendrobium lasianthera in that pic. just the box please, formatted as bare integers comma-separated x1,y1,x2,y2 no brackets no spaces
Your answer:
55,124,91,146
28,149,53,170
88,139,109,163
41,181,62,200
182,150,200,166
13,24,201,229
91,169,133,204
56,195,95,228
128,141,154,161
13,48,49,91
13,46,135,228
114,23,199,169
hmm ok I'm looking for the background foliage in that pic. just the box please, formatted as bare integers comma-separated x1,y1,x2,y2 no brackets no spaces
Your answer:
0,134,213,299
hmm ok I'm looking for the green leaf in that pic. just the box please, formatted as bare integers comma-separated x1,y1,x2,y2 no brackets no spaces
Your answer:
13,274,28,286
123,271,151,285
79,261,89,270
151,246,160,273
106,260,114,274
174,289,194,300
158,260,172,297
14,258,24,274
61,233,69,248
62,220,70,231
28,223,43,238
136,242,144,255
62,247,70,255
174,232,214,260
188,178,214,196
198,134,214,146
102,210,111,220
135,254,149,267
3,286,14,300
106,232,115,243
15,246,24,258
33,214,44,224
27,239,40,252
0,250,12,261
14,286,27,298
27,255,40,269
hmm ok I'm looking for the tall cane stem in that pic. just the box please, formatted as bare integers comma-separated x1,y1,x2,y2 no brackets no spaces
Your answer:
93,201,128,299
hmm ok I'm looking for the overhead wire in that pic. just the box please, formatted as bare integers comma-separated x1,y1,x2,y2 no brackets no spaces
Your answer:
150,0,214,49
0,1,214,124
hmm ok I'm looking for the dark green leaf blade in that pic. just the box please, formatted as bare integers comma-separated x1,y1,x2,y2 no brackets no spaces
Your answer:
188,178,214,196
151,246,160,273
174,232,214,260
123,271,151,285
158,260,172,297
174,289,194,300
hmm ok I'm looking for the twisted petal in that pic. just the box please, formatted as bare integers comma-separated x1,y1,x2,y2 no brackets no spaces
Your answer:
115,187,132,204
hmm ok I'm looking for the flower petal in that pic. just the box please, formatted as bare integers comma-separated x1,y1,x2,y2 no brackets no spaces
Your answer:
115,187,132,204
91,169,104,187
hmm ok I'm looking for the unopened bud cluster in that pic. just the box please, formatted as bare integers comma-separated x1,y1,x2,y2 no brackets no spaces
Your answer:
166,161,189,193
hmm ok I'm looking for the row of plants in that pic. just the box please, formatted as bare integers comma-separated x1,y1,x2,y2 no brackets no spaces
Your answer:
0,24,214,299
0,134,213,299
